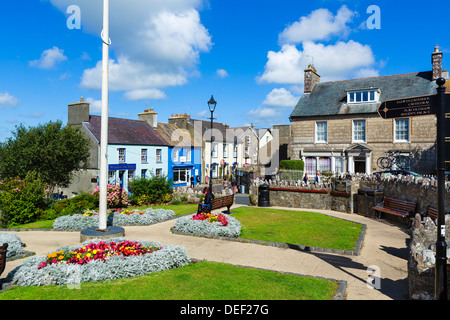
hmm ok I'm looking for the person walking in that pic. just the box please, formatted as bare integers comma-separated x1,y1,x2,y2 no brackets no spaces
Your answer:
196,175,200,186
231,177,237,194
190,175,194,188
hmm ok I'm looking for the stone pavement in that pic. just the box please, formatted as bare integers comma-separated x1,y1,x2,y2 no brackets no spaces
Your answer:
0,201,411,300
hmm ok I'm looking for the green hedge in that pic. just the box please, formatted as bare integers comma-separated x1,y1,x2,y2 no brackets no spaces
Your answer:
279,160,304,171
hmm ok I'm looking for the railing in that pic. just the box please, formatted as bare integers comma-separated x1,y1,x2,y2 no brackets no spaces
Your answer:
277,169,305,181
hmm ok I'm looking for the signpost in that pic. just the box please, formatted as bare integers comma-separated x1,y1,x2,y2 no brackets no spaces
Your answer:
378,80,448,300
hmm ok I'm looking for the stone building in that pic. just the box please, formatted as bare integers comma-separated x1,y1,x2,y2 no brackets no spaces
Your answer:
289,46,448,177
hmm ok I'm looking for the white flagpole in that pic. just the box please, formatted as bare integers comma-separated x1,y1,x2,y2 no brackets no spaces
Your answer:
98,0,110,231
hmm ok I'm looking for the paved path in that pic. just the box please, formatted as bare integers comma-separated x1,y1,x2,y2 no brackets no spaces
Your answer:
0,203,411,300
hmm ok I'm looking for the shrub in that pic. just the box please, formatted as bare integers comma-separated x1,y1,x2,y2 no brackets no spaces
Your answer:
91,185,129,208
128,175,173,205
0,176,46,227
0,233,26,258
279,160,304,171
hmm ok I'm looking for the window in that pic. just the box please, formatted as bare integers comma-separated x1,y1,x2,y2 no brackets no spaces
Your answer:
141,169,147,178
173,168,189,183
353,120,366,142
315,121,327,143
212,143,218,158
173,149,179,162
305,157,317,177
141,149,147,163
128,170,135,182
233,144,237,158
156,149,162,162
394,118,410,142
108,171,116,184
118,148,126,163
186,149,191,162
335,157,344,174
318,157,331,172
155,168,162,178
212,165,218,178
223,144,228,158
348,90,378,104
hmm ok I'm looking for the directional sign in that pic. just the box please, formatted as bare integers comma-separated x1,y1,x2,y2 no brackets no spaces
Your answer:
377,94,436,119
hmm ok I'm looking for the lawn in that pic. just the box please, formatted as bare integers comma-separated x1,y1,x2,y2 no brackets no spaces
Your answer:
0,261,339,300
232,207,363,251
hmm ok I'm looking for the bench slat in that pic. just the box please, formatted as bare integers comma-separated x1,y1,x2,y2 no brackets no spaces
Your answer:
373,197,416,223
0,243,8,277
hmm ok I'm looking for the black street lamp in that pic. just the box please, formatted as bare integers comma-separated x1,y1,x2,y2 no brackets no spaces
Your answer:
208,95,217,193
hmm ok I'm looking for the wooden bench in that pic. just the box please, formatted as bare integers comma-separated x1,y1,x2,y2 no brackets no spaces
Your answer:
424,206,438,221
373,197,417,223
199,194,235,214
0,243,8,278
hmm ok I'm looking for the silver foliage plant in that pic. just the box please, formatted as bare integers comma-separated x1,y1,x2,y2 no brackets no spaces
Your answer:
173,215,242,238
0,233,25,258
5,237,190,287
53,208,176,230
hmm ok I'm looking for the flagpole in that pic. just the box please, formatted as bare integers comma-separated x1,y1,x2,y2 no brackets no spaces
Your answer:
98,0,110,231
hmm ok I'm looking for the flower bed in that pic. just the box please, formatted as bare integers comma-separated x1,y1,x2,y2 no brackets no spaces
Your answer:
172,213,241,238
53,208,176,230
4,237,190,288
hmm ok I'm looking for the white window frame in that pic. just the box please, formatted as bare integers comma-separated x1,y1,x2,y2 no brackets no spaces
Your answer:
212,143,218,158
173,148,179,162
155,168,162,178
394,118,410,143
223,144,228,158
347,89,379,104
173,168,189,183
315,121,328,143
156,149,162,162
233,144,238,158
141,149,147,163
352,119,367,143
118,148,126,163
186,148,191,162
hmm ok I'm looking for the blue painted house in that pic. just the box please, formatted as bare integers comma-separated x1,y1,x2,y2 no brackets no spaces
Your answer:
156,122,201,187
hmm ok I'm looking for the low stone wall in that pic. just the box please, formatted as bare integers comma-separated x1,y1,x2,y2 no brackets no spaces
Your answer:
249,185,353,213
409,214,450,300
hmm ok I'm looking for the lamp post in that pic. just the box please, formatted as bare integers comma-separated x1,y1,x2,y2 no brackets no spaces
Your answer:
208,95,217,193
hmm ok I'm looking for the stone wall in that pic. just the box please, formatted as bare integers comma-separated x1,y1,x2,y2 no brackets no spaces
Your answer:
409,214,450,300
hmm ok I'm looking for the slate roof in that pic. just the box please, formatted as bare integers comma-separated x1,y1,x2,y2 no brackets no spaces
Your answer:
83,115,168,146
290,71,438,119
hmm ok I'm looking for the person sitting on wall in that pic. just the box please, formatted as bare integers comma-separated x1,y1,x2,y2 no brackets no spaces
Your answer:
303,173,309,184
197,187,215,214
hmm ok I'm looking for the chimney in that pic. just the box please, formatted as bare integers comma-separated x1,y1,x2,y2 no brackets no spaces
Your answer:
304,65,320,93
68,96,90,126
168,113,190,130
138,107,158,129
432,45,443,80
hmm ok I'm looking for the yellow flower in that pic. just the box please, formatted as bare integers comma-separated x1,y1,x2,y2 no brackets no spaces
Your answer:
86,253,91,258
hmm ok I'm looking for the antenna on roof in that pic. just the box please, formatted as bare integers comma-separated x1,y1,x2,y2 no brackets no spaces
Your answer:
305,54,314,66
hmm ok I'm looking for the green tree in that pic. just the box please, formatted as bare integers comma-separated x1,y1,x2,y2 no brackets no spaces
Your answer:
0,121,90,195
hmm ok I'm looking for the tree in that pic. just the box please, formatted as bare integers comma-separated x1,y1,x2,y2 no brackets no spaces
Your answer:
0,121,90,195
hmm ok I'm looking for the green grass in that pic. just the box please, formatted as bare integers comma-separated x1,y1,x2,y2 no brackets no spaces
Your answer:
0,261,338,300
232,207,363,251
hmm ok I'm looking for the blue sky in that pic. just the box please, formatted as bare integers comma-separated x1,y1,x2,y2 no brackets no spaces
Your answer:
0,0,448,142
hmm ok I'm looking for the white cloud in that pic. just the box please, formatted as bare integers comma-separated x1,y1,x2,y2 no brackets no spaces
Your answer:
0,92,19,108
248,107,278,119
124,89,167,101
263,88,299,107
257,41,376,85
216,69,229,78
49,1,211,94
29,46,68,69
85,97,102,113
279,6,356,44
